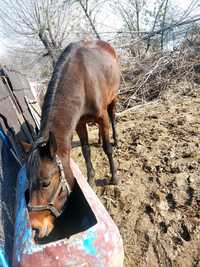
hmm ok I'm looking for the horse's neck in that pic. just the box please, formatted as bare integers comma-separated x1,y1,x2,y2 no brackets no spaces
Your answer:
40,103,80,187
55,131,75,189
39,77,83,188
41,102,80,145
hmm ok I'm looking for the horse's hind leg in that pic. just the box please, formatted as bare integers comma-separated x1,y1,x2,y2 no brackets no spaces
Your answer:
98,127,102,145
99,111,118,185
108,99,118,146
76,122,95,184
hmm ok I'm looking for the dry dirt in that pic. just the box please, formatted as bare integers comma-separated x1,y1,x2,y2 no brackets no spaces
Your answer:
71,88,200,267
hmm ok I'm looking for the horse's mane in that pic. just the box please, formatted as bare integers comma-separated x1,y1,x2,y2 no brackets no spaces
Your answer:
40,42,77,134
27,148,40,181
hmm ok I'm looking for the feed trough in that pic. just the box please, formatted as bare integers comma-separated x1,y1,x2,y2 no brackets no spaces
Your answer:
13,160,124,267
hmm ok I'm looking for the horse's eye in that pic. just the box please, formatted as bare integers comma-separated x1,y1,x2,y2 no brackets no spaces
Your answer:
40,180,51,188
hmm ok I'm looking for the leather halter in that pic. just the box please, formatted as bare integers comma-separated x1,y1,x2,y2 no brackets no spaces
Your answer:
28,138,71,217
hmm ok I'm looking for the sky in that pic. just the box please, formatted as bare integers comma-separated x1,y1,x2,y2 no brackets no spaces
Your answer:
0,0,198,57
176,0,192,8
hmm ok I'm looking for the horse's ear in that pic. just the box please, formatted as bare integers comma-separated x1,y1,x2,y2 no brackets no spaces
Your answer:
46,131,57,159
20,140,33,153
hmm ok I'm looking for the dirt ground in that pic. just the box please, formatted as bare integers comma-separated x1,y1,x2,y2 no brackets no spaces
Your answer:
71,87,200,267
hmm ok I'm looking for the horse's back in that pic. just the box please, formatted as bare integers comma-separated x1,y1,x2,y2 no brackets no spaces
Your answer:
72,40,120,118
46,40,120,126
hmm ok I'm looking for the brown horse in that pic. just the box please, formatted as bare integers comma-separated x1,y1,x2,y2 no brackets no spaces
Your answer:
23,40,120,239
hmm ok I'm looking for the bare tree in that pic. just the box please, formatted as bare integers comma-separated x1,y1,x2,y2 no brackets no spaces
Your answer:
160,0,169,50
146,0,166,52
112,0,148,57
0,0,75,66
75,0,101,39
113,0,200,53
113,0,146,35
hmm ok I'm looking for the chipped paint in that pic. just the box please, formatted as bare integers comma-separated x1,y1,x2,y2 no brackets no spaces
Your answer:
0,248,9,267
83,231,97,256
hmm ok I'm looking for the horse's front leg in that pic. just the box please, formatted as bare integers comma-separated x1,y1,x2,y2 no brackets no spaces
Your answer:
99,111,119,185
76,122,95,184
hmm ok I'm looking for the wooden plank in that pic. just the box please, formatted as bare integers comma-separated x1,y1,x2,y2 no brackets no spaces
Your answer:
3,69,38,141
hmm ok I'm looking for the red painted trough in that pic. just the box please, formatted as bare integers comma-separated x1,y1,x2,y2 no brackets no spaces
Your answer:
13,159,124,267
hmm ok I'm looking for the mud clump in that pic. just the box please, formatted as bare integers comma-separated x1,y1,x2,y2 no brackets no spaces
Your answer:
72,89,200,267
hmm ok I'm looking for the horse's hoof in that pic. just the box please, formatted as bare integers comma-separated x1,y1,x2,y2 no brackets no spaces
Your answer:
88,168,95,179
88,179,96,188
113,141,118,147
110,177,119,185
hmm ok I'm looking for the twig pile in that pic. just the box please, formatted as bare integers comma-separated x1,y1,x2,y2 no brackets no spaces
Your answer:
118,26,200,111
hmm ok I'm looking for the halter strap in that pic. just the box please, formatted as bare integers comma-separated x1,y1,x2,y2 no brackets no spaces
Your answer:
28,154,71,217
55,155,71,195
32,136,46,149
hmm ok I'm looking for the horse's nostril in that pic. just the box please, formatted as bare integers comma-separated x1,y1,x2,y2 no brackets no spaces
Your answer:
32,227,40,237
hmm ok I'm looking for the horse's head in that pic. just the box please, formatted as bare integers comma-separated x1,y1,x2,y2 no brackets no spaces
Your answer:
24,132,71,239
